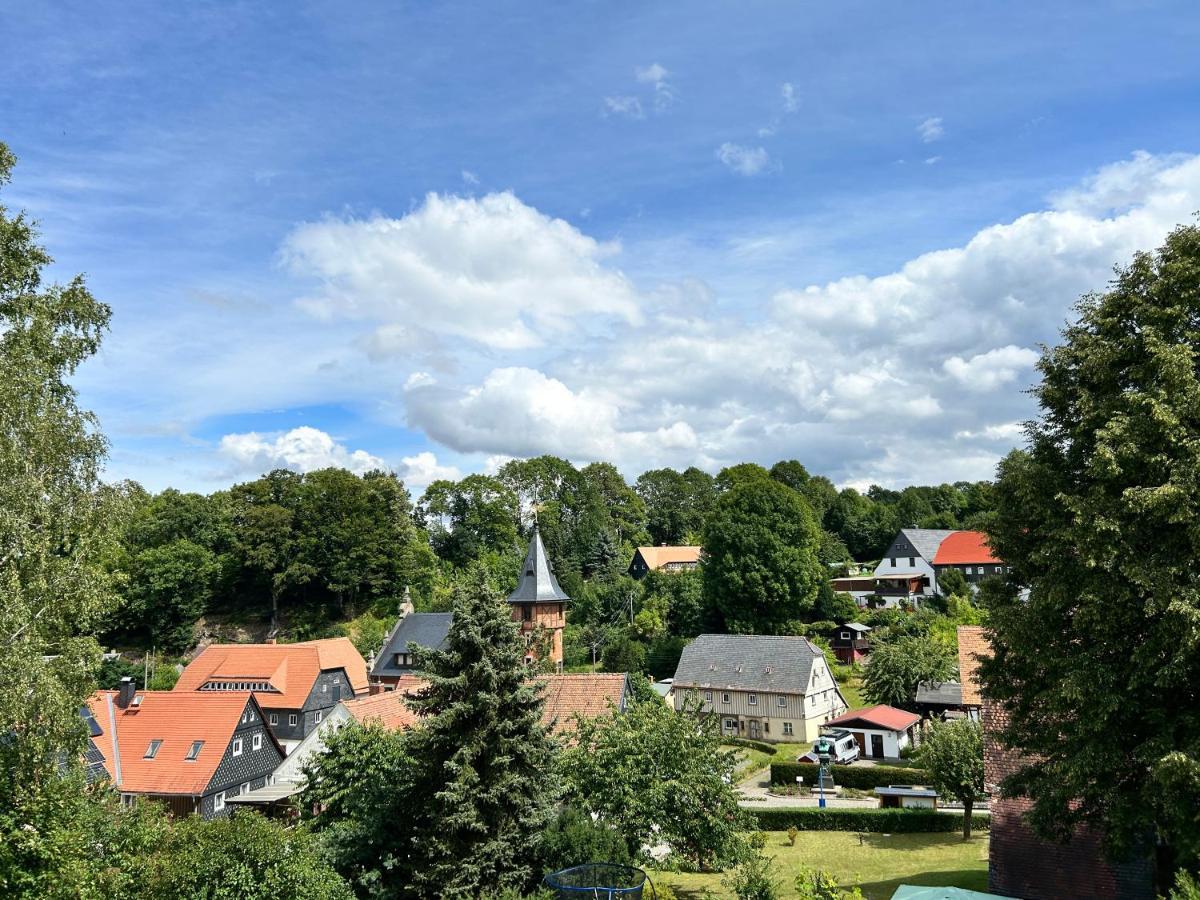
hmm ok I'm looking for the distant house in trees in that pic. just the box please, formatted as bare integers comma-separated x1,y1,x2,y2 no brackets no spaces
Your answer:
536,672,632,735
872,528,954,600
914,680,968,721
965,627,1154,899
829,575,877,604
672,634,848,743
86,678,284,818
828,622,872,665
824,704,920,760
369,589,452,692
175,638,368,754
932,531,1011,588
628,545,702,579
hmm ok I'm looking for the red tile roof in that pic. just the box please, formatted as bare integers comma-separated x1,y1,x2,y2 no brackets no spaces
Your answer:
536,673,629,734
175,638,368,707
86,690,269,795
957,625,990,706
348,674,628,736
343,682,424,731
634,546,702,570
932,531,1000,565
827,703,920,733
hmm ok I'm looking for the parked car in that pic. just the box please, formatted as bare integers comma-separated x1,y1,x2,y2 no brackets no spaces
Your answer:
797,728,860,765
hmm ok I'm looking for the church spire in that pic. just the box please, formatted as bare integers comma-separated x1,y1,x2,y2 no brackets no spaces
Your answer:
506,523,571,604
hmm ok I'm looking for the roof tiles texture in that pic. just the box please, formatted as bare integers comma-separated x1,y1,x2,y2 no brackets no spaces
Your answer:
86,690,253,795
507,526,571,603
635,546,703,570
672,633,826,694
827,703,921,732
175,638,367,707
343,683,425,730
899,528,956,561
934,531,1001,565
957,625,990,706
371,613,452,677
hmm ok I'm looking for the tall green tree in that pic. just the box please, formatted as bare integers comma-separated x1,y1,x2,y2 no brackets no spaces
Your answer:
559,694,747,868
701,478,824,632
919,718,985,839
982,222,1200,871
635,466,716,545
861,635,955,709
0,142,121,809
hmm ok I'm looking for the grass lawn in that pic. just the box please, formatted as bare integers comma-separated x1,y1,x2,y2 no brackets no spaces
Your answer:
838,672,866,709
651,832,989,899
725,745,774,778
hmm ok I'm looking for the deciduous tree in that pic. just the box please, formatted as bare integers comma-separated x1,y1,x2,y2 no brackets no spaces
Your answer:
919,718,984,839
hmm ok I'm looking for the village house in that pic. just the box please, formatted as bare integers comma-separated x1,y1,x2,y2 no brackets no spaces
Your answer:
872,528,954,601
828,622,872,664
507,525,570,671
369,588,452,692
932,531,1011,588
85,677,284,818
959,625,1154,900
824,704,921,761
914,679,969,721
627,545,702,579
671,634,848,743
174,637,368,754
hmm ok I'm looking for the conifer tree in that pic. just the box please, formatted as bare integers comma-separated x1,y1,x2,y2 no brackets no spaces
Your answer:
402,565,559,897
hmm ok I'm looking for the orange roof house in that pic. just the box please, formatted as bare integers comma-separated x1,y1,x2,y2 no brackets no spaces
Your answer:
629,546,702,578
175,638,368,752
86,678,284,818
933,531,1001,566
536,673,631,735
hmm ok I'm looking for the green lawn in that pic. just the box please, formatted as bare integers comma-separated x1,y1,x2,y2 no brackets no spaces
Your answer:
651,832,989,899
838,672,866,709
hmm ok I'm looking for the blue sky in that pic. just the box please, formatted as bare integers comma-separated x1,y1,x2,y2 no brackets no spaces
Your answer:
4,1,1200,494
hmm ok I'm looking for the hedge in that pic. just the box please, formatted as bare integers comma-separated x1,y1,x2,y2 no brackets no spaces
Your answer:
770,761,927,790
724,737,776,755
748,807,990,833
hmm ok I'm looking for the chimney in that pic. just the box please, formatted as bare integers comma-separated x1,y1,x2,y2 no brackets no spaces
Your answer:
116,677,136,709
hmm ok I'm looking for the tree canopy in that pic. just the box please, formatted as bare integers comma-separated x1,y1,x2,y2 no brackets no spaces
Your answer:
982,222,1200,867
919,718,984,839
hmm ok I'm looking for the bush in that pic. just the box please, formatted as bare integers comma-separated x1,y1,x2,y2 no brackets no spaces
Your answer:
722,852,779,900
648,883,678,900
540,807,632,872
726,736,776,754
794,865,863,900
769,761,926,789
748,807,990,834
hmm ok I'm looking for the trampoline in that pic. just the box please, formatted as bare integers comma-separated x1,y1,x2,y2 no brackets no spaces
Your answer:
543,863,657,899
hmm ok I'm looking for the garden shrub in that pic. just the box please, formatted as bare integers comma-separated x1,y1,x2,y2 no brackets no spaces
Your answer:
748,807,990,834
769,761,927,789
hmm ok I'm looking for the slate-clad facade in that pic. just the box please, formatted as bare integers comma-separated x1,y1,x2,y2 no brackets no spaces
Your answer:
370,611,452,692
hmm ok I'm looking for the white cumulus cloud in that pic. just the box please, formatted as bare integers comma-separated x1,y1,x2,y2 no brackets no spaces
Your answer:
918,116,944,142
394,450,461,493
282,192,641,351
219,426,387,477
944,346,1040,391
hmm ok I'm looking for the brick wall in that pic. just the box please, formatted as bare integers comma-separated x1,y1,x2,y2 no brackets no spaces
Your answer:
984,699,1153,900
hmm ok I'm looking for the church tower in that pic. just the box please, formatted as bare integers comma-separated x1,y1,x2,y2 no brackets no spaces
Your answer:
506,524,569,672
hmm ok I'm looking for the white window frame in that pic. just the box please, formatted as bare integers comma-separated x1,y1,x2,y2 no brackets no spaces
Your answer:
322,683,328,692
748,693,757,706
269,713,278,726
186,740,203,761
315,710,323,724
722,693,731,704
232,738,243,757
239,782,250,796
288,713,298,727
252,733,263,751
783,722,793,736
213,792,226,812
144,739,162,759
777,695,787,707
841,631,850,640
704,691,712,702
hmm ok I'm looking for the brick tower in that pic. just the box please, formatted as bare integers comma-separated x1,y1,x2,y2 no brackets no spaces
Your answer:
506,524,569,672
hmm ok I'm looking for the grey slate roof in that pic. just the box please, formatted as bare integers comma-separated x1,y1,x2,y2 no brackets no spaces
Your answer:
370,612,453,678
915,680,964,706
672,634,827,695
900,528,955,561
506,526,570,604
843,622,871,633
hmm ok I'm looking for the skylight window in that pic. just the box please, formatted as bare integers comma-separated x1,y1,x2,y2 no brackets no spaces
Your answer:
144,739,162,759
186,740,204,760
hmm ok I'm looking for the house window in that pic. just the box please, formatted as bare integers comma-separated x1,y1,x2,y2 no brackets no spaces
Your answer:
232,738,243,757
840,631,850,640
890,557,896,567
522,606,533,622
322,683,328,692
994,566,1002,573
239,783,250,796
288,714,298,727
748,693,757,705
252,734,262,751
213,792,226,812
704,691,712,702
722,693,731,704
763,722,769,733
909,557,915,567
777,695,787,707
186,740,204,760
144,740,162,759
783,722,793,736
315,710,323,724
269,713,278,726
